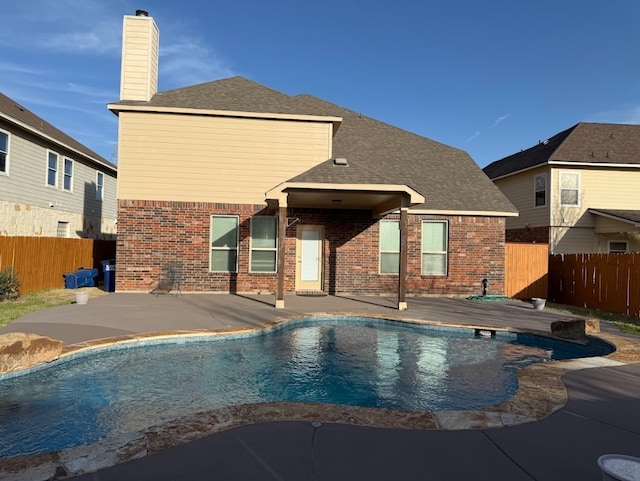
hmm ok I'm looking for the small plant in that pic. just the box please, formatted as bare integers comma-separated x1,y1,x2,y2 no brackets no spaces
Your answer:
0,267,20,301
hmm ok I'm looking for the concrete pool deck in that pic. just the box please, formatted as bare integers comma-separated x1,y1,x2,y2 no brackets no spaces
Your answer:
2,291,640,480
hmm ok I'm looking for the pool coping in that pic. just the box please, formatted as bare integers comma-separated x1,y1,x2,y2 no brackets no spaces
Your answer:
1,314,639,480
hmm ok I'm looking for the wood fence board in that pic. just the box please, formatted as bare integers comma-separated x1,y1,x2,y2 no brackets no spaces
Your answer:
504,243,549,299
0,237,115,294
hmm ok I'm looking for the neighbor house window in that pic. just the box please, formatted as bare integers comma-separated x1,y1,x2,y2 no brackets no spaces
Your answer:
250,216,277,272
96,171,104,201
422,221,448,275
210,215,239,272
609,241,628,253
379,220,400,274
63,158,73,191
0,130,8,174
560,172,580,206
534,173,546,207
56,221,69,238
47,151,59,187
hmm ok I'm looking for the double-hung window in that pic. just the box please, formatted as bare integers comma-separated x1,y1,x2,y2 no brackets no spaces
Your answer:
63,158,73,191
0,130,8,174
47,151,59,187
250,216,277,272
211,215,239,272
560,172,580,206
422,221,448,275
534,173,546,207
379,220,400,274
96,172,104,201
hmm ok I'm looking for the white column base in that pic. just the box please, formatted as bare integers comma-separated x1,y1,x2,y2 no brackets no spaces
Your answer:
398,301,408,311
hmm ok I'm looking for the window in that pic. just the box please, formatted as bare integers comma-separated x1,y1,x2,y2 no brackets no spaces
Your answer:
56,221,69,238
0,130,8,174
47,151,58,187
422,221,448,275
609,241,628,253
534,173,546,207
379,220,399,274
210,216,239,272
63,158,73,191
560,172,579,206
250,216,277,272
96,171,104,201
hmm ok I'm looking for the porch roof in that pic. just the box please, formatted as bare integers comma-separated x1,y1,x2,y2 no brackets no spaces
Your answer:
589,209,640,228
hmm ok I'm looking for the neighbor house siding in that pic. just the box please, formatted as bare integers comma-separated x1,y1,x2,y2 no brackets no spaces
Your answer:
0,120,117,238
116,199,506,295
493,166,549,230
550,226,599,254
116,112,333,203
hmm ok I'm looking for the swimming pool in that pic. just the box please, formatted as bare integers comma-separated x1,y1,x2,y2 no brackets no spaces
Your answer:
0,316,613,458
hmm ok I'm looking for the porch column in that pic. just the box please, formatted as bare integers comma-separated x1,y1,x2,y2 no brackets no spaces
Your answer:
398,207,408,310
276,204,287,309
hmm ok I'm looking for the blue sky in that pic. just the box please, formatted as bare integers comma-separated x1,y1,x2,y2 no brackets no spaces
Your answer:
2,0,638,168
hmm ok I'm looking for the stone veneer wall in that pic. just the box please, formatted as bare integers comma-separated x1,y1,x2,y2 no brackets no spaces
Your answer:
0,200,116,239
116,200,506,295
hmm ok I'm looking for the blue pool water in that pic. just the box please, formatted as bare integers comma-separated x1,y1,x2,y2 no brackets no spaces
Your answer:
0,316,613,458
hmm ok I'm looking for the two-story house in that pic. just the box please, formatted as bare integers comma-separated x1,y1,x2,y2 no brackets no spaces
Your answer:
108,11,517,307
0,92,117,239
483,122,640,254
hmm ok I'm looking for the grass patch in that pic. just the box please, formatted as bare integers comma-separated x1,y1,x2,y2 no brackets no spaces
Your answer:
0,288,106,329
546,302,640,335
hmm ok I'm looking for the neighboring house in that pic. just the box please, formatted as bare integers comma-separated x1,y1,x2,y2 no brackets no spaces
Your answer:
483,122,640,254
0,92,117,239
108,11,517,307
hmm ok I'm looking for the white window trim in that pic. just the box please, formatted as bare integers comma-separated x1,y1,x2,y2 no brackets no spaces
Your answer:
210,215,239,273
559,171,580,207
608,240,628,253
249,216,278,273
46,150,59,188
95,171,104,201
421,220,448,276
534,173,546,208
0,128,9,176
63,158,74,192
379,219,400,275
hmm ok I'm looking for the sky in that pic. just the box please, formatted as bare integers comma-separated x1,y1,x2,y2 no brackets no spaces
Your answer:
1,0,639,168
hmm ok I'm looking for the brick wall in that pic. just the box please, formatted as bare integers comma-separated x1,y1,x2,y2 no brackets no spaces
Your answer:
506,227,549,244
116,200,506,296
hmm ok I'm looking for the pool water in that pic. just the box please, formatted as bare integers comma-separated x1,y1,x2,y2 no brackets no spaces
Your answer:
0,316,613,458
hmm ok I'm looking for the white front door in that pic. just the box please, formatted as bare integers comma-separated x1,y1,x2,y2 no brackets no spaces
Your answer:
296,225,324,291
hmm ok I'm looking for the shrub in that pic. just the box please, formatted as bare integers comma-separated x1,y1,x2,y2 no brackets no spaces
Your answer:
0,267,20,301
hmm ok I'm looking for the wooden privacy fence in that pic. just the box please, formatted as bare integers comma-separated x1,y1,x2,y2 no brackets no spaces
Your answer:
504,243,549,299
549,253,640,317
0,236,116,294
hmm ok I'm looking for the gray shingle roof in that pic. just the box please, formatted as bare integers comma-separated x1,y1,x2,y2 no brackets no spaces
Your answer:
484,122,640,179
114,76,517,214
0,91,115,171
589,209,640,225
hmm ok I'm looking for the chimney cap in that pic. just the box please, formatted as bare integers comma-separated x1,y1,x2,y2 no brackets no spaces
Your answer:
135,9,149,16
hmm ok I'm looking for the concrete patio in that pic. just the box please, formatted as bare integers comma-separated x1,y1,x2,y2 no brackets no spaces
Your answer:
1,292,640,480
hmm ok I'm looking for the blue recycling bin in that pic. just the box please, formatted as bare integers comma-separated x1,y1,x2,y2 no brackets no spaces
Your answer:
101,259,116,292
63,268,98,289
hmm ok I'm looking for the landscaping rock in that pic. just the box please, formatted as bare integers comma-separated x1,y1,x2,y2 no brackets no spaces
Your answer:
0,333,63,374
550,318,587,343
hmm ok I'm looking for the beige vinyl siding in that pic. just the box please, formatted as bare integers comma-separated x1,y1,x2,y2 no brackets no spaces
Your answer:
120,15,159,102
493,166,549,229
551,226,599,254
551,168,640,229
116,112,333,203
0,122,117,219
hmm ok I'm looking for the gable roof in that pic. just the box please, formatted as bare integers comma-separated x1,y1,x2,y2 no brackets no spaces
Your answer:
484,122,640,179
589,209,640,227
112,76,516,214
0,91,116,172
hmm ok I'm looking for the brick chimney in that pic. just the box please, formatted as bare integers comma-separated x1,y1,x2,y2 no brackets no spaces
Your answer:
119,10,159,101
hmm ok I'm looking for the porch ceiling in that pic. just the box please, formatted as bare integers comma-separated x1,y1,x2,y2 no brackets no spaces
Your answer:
265,183,425,217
